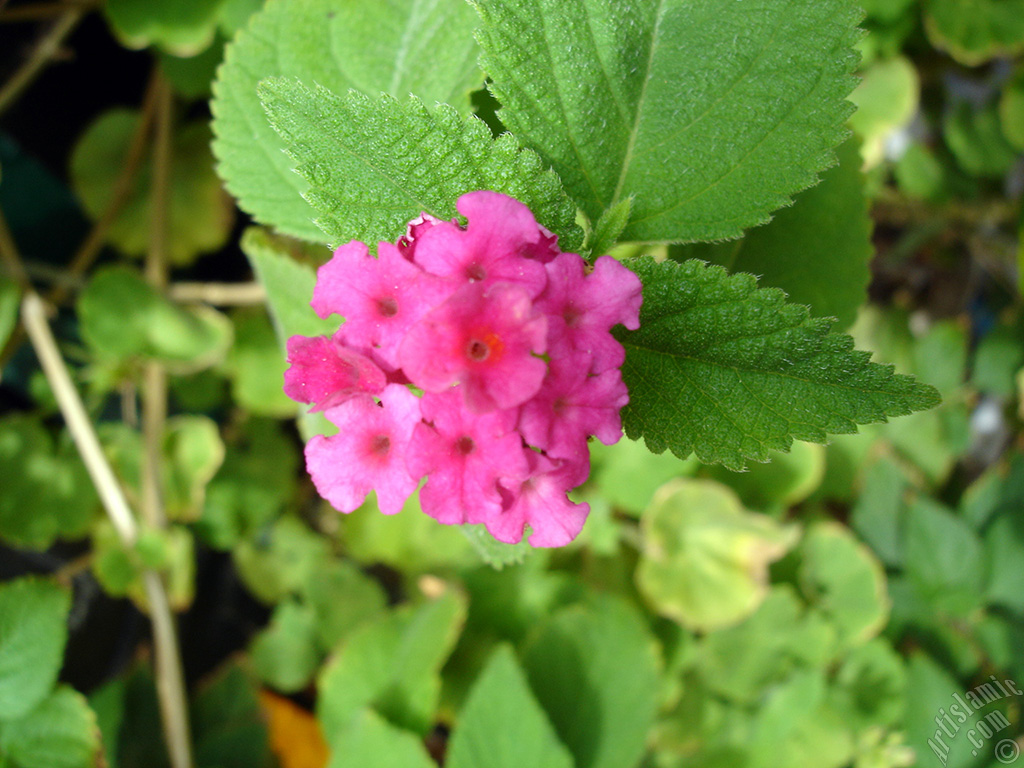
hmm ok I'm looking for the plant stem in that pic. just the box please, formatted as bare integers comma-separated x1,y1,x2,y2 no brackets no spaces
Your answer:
141,75,194,768
22,291,194,768
168,281,267,305
0,0,97,23
20,292,139,545
0,7,84,116
140,74,172,531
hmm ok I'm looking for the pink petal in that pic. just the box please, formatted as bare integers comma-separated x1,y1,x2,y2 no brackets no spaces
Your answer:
305,384,421,515
491,453,591,546
284,334,387,412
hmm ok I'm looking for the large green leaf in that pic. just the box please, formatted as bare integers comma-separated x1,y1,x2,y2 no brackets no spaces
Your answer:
636,479,798,631
0,579,70,720
0,685,101,768
904,498,984,616
446,645,573,768
617,258,941,470
521,595,659,768
211,0,482,241
471,0,860,242
317,592,466,738
258,80,583,249
675,139,872,329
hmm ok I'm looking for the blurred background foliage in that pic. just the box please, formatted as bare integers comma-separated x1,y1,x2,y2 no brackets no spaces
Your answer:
0,0,1023,767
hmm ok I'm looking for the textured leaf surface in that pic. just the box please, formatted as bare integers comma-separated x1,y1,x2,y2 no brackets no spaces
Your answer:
259,80,583,249
471,0,860,242
674,139,872,329
0,685,101,768
522,595,658,768
617,259,941,470
446,646,573,768
211,0,481,241
0,579,70,720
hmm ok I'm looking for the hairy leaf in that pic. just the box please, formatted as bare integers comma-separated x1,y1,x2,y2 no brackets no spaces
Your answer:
618,259,941,470
259,80,583,249
211,0,481,241
471,0,860,242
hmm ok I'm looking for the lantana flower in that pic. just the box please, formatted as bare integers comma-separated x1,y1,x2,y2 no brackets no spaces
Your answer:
285,190,642,547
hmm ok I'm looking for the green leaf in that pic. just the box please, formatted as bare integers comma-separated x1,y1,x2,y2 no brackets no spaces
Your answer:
222,308,296,417
78,266,232,373
0,275,19,352
972,325,1024,398
191,663,274,768
831,638,906,729
586,436,695,516
162,415,225,522
233,515,331,604
521,595,659,768
259,80,583,249
159,36,226,100
105,0,224,54
70,110,233,265
0,579,70,720
92,524,196,611
0,685,100,768
447,645,573,768
999,69,1024,151
460,525,531,569
198,418,298,550
211,0,482,241
637,479,798,631
944,101,1019,178
301,560,387,651
904,498,984,616
587,197,632,260
708,441,825,511
617,258,941,470
697,586,837,704
88,677,124,768
250,600,321,693
326,709,436,768
848,57,919,168
924,0,1024,65
983,511,1024,614
317,592,467,737
798,522,889,650
471,0,860,243
0,416,98,550
677,139,872,329
850,458,908,567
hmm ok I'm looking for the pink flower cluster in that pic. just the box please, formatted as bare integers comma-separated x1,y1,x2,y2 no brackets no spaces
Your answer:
284,191,642,547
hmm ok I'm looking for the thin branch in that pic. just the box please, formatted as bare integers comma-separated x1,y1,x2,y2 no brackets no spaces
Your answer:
168,281,267,306
143,571,192,768
0,0,97,23
21,293,138,545
0,7,84,117
140,74,172,532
